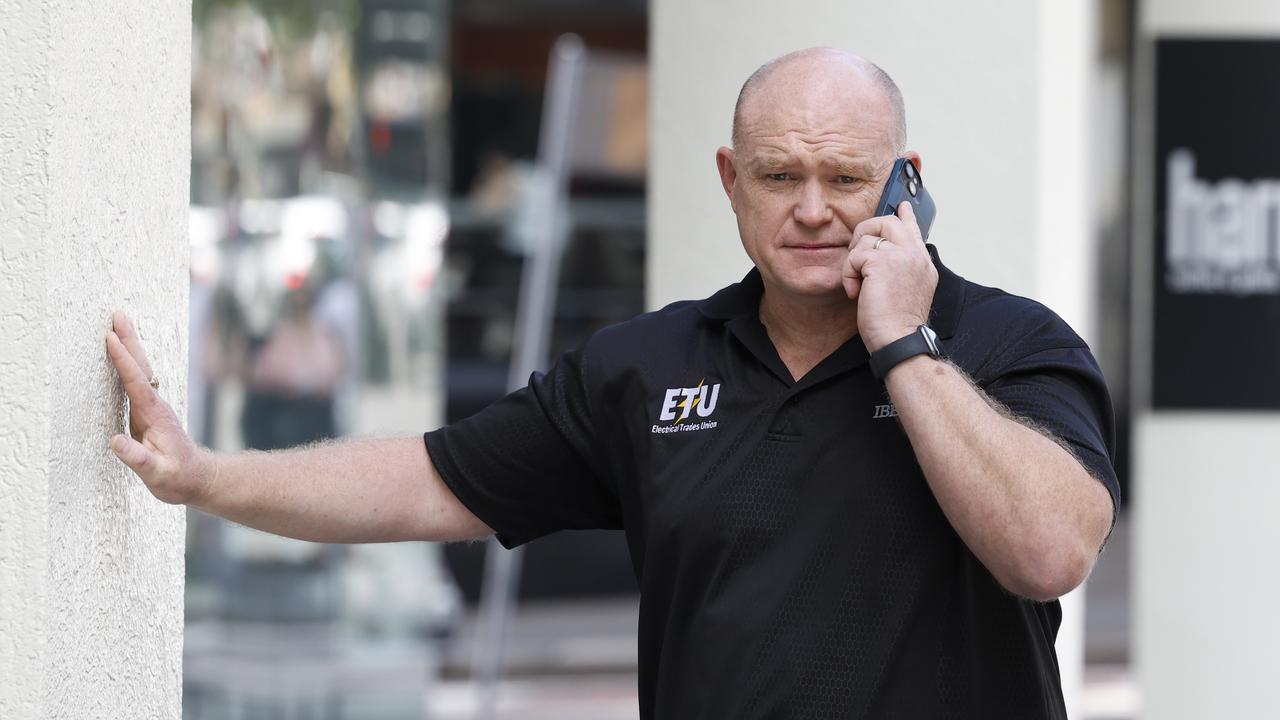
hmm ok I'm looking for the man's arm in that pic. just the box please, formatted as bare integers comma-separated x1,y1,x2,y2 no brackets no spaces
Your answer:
884,356,1113,601
844,203,1113,602
106,311,492,544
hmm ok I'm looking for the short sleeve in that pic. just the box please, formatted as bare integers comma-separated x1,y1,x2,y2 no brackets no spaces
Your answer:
982,345,1122,518
424,346,622,548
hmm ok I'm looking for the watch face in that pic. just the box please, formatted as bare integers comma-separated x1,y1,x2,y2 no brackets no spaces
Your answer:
919,325,940,356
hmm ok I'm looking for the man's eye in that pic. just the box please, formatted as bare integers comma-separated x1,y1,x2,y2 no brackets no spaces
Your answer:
766,173,791,182
836,176,857,184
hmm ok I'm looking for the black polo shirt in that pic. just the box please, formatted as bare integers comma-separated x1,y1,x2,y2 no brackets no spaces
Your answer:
425,246,1120,719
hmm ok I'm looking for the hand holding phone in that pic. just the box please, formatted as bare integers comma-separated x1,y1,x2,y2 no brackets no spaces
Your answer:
873,158,936,240
844,159,939,350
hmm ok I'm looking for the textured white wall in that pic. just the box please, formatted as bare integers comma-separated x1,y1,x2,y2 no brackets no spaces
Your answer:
649,2,1097,715
0,6,53,717
1134,3,1280,718
0,1,190,718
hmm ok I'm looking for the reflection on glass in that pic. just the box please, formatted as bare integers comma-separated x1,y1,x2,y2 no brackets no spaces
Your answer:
187,2,649,717
186,3,454,718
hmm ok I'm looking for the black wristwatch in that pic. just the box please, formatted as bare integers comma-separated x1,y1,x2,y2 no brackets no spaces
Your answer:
869,324,943,380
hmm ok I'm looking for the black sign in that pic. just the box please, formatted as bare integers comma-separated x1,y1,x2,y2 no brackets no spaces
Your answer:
1153,39,1280,409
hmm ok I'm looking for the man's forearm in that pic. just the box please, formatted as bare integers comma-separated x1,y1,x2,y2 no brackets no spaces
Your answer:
884,356,1113,601
190,436,492,544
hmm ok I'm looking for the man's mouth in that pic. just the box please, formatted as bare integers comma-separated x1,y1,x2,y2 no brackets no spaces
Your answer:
785,243,846,251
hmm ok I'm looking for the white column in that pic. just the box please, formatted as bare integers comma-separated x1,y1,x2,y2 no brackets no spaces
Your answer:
650,1,1097,715
1134,4,1280,719
0,1,190,718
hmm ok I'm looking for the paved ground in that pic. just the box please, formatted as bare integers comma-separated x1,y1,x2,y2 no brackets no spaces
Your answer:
429,675,640,720
438,597,640,679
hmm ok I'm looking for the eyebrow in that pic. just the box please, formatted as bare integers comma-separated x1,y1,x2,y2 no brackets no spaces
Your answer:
748,154,877,176
746,152,793,170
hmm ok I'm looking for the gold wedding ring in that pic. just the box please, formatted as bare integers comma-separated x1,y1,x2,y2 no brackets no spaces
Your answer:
873,236,886,250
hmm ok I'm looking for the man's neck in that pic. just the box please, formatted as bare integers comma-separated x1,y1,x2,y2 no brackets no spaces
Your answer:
757,288,859,381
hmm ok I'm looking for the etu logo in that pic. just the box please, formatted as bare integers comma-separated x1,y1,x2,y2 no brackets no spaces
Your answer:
659,380,721,423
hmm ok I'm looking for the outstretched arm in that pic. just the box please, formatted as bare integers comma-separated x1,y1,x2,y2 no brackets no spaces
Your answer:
105,311,492,544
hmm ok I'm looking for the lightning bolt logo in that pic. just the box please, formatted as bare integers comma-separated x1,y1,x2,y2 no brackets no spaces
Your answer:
674,378,705,424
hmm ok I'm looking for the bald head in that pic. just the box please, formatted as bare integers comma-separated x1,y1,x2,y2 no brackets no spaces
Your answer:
731,48,907,153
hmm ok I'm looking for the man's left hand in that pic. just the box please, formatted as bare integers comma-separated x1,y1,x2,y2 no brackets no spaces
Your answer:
842,201,938,353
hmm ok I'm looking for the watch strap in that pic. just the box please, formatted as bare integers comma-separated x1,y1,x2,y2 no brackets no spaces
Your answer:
869,325,941,380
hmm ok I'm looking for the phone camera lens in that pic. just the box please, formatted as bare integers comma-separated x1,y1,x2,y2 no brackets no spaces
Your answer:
907,180,918,196
904,162,916,179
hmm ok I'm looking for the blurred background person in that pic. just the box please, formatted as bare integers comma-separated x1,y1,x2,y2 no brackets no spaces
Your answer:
241,262,346,451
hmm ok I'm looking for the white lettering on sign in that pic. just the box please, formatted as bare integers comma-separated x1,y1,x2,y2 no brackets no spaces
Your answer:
1166,148,1280,294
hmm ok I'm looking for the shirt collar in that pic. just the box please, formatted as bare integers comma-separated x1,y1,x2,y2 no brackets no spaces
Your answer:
698,264,765,320
697,244,964,339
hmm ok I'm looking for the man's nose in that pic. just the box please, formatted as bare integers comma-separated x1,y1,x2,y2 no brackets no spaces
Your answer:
793,179,833,227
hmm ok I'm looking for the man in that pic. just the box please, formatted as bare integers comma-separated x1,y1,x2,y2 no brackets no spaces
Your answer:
108,48,1117,718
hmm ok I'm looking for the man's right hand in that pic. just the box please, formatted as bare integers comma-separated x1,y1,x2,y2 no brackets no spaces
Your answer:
106,311,215,506
104,312,491,544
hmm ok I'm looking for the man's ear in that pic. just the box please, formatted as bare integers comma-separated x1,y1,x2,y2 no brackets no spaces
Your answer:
905,150,922,174
715,147,739,214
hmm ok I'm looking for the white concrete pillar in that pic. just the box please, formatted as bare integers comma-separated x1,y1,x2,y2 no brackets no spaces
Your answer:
0,1,191,718
1133,4,1280,719
650,1,1098,715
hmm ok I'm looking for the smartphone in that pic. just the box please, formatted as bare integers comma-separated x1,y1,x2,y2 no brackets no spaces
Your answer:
873,157,936,240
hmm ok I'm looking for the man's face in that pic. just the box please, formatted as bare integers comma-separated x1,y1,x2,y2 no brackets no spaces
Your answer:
717,64,902,300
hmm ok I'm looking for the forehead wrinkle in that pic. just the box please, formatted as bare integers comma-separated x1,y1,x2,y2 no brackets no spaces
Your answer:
751,127,878,143
797,133,865,147
744,118,894,144
743,130,887,165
